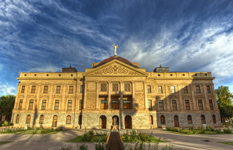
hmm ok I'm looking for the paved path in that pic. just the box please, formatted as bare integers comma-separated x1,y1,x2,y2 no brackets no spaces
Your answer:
0,129,232,150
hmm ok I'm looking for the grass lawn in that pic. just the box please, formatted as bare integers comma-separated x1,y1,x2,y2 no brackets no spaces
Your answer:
121,135,164,143
68,135,107,143
220,142,233,146
0,141,12,145
164,130,233,135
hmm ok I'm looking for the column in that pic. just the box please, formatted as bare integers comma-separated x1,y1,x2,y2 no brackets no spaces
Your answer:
108,82,111,109
178,85,183,110
203,84,210,110
83,81,87,109
190,85,196,110
144,82,148,110
165,85,169,111
14,84,20,109
120,82,124,110
62,85,66,110
36,84,41,110
96,82,99,110
22,84,28,110
132,82,135,109
48,85,53,110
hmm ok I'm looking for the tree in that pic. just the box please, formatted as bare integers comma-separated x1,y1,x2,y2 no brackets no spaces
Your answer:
0,95,16,121
215,86,233,123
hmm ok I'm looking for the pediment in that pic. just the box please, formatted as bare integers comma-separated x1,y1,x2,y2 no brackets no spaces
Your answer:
84,60,148,76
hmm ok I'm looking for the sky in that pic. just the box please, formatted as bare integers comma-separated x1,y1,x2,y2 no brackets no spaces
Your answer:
0,0,233,96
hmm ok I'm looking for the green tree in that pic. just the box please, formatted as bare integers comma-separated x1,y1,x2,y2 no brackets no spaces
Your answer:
0,95,16,121
215,86,233,123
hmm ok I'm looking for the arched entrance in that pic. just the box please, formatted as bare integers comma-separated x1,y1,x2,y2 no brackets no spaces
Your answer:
112,115,119,125
53,115,57,127
125,115,132,129
174,115,179,127
100,115,106,129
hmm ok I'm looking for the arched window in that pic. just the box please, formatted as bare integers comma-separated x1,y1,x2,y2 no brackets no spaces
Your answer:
16,114,20,124
40,115,44,124
161,115,165,124
187,115,192,124
66,115,71,124
149,115,153,125
26,115,31,124
201,115,206,124
212,115,216,124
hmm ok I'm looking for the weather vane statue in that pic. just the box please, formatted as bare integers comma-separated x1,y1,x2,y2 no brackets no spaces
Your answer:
112,44,118,56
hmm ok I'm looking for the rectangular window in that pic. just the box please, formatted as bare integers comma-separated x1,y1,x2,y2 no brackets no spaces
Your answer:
79,100,83,110
18,99,23,110
80,85,84,93
158,86,162,94
196,86,201,93
209,100,214,110
28,100,34,110
172,100,177,110
43,86,48,93
54,100,59,110
101,83,107,91
101,100,108,110
112,83,118,91
198,100,203,110
41,100,46,110
123,100,131,109
170,86,175,93
21,86,25,93
147,85,151,93
159,100,164,111
69,86,73,94
207,86,211,93
183,86,188,93
67,100,72,111
125,83,130,91
31,86,36,93
185,100,190,110
56,86,61,94
112,100,119,109
148,100,152,110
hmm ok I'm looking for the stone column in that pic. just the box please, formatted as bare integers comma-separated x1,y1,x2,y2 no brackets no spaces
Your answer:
96,82,99,110
22,84,28,110
83,82,87,109
132,82,135,109
178,85,183,110
120,82,124,109
108,81,111,109
48,85,53,110
14,84,20,109
62,85,66,110
190,84,196,110
165,85,169,111
144,82,148,110
203,84,210,110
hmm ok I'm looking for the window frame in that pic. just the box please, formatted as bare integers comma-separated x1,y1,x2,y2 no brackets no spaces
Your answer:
100,100,108,110
209,99,214,110
80,85,84,93
112,100,119,109
41,100,46,110
201,115,206,124
158,86,163,94
56,86,61,94
43,86,48,93
207,85,211,93
26,115,31,124
66,115,71,124
198,100,203,110
183,86,188,93
69,86,73,94
159,100,164,111
112,83,118,92
124,83,130,92
147,85,151,93
100,83,107,92
40,115,44,124
196,85,201,93
28,99,34,110
172,100,177,111
149,115,153,125
18,99,23,110
187,115,192,124
67,100,72,111
123,100,131,109
31,86,36,93
185,100,190,110
16,114,20,124
148,100,152,111
212,115,216,124
79,100,83,110
21,86,25,93
170,86,175,93
54,100,59,110
161,115,165,124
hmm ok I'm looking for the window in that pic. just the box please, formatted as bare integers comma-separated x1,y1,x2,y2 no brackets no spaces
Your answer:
28,100,34,110
26,115,31,124
112,83,118,91
101,100,108,110
16,115,20,124
201,115,206,124
147,85,151,93
158,86,162,94
183,86,188,93
125,83,130,91
67,100,72,111
212,115,216,124
148,100,152,110
66,115,71,124
40,115,44,124
185,100,190,110
123,100,131,109
187,115,192,124
161,115,165,124
198,100,203,110
101,83,107,91
43,86,48,93
172,100,177,110
149,115,153,125
207,86,211,93
196,86,201,93
69,86,73,94
112,100,119,109
80,85,84,93
54,100,59,110
31,86,36,93
18,99,23,110
41,100,46,110
159,100,164,111
56,86,61,94
209,100,214,110
79,100,83,110
170,86,175,93
21,86,25,93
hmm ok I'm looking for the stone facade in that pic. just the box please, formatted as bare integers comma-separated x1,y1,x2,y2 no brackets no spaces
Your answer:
11,56,221,129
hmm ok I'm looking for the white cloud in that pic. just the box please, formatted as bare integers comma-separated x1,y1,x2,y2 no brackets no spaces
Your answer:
0,83,16,95
29,65,61,72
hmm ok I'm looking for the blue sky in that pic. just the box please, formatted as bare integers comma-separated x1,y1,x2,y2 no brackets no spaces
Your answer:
0,0,233,96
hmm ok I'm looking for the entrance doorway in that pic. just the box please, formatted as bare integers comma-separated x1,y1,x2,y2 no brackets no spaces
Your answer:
52,115,57,127
125,115,131,129
100,115,106,129
112,116,119,125
174,115,179,127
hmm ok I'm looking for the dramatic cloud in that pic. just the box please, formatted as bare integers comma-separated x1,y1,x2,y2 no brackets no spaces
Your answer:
0,83,16,95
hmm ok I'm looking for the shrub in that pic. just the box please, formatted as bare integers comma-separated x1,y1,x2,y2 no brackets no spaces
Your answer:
77,144,88,150
223,128,232,133
216,129,221,133
206,126,210,131
95,143,105,150
130,130,138,142
124,130,129,142
139,133,149,141
192,130,197,134
189,126,194,130
166,127,171,131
